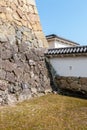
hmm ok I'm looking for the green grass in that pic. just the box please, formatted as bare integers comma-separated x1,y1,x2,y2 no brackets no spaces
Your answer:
0,94,87,130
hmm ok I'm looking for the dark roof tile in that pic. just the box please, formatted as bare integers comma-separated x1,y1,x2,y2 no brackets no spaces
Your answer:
45,46,87,56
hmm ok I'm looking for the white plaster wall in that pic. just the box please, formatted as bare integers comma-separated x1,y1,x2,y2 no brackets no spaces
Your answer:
50,57,87,77
48,40,72,48
55,41,71,48
48,41,55,48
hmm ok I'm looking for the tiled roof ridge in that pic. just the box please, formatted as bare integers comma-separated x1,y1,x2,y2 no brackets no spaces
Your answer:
45,45,87,55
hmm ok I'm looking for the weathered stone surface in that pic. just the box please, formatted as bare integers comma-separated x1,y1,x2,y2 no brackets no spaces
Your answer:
0,45,52,105
8,84,21,96
31,87,37,94
55,76,87,97
18,43,29,52
14,67,23,77
29,59,36,66
0,83,7,91
0,69,6,80
6,72,15,83
0,0,48,48
0,34,8,42
23,63,30,72
79,78,87,85
2,60,14,72
1,49,12,60
0,0,51,105
23,73,30,83
7,94,17,104
37,87,45,93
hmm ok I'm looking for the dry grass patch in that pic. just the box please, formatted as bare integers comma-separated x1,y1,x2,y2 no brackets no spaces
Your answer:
0,94,87,130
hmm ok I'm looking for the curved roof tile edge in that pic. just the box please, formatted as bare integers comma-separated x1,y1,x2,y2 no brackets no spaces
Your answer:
45,45,87,55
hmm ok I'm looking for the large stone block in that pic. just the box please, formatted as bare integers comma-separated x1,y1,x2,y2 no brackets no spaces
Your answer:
2,60,14,72
0,0,48,48
0,69,6,80
6,72,15,83
0,81,7,91
0,33,8,42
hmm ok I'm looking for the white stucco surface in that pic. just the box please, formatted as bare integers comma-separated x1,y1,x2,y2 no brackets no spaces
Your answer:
48,41,55,48
50,56,87,77
55,41,71,48
48,40,73,49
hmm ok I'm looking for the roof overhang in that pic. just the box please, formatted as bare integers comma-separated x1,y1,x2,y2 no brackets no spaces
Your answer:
45,46,87,58
46,34,80,46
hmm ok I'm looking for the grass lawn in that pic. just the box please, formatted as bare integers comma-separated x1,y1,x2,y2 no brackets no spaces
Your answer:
0,94,87,130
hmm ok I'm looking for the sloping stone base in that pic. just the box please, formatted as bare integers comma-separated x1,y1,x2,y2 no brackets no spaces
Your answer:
55,76,87,98
0,42,52,105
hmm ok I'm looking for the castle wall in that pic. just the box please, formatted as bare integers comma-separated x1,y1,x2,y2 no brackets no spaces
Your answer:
0,42,51,105
45,46,87,98
55,76,87,98
0,0,51,105
50,56,87,77
0,0,48,48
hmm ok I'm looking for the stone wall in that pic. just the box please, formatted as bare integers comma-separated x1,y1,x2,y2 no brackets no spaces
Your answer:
0,42,52,105
55,76,87,98
0,0,48,48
